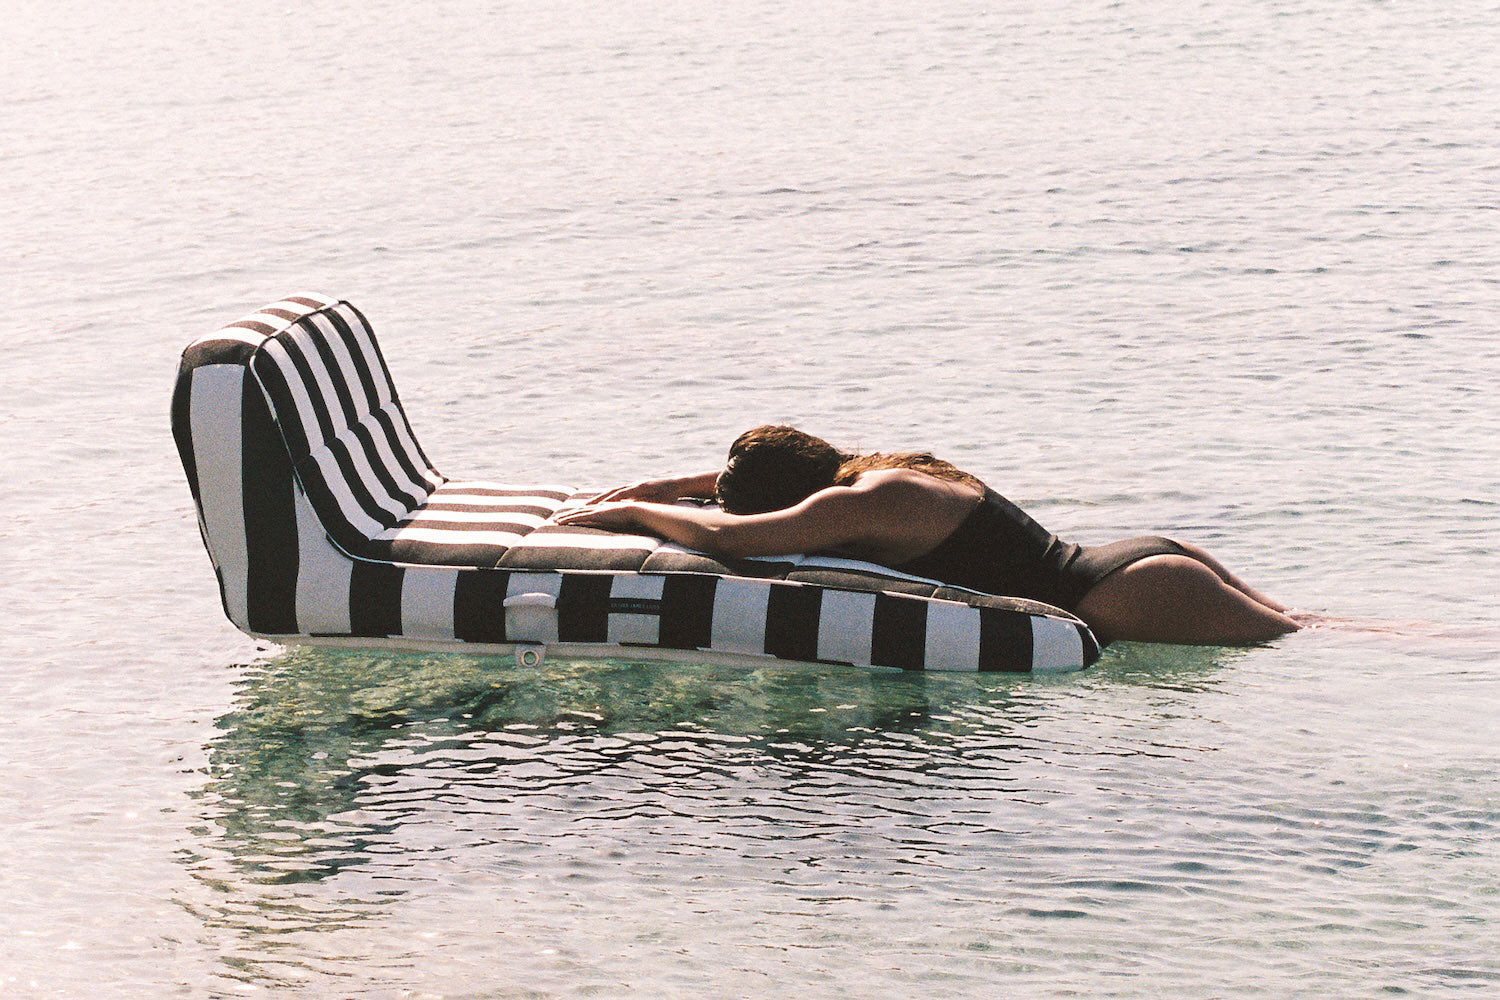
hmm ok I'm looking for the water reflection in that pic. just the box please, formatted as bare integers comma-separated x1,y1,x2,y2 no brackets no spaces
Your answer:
1089,640,1249,692
181,644,1241,988
189,646,1240,872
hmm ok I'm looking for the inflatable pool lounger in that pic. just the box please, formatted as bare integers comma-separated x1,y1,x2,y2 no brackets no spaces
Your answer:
171,295,1102,673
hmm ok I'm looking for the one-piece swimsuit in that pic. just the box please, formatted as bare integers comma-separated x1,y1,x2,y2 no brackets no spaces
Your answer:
894,486,1191,613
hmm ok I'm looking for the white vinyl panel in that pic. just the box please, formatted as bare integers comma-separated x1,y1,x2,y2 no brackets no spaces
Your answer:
608,574,664,646
401,567,459,640
816,590,876,666
378,403,440,490
283,292,336,307
375,525,528,547
258,339,331,452
308,312,372,418
335,302,439,488
282,326,411,521
506,532,660,551
307,449,389,537
286,322,351,435
923,602,982,672
188,329,264,351
327,426,412,522
796,553,946,585
504,572,563,643
189,366,249,628
401,510,547,527
336,302,396,406
426,493,569,510
1030,617,1085,672
505,572,564,601
292,485,352,635
439,481,578,496
709,579,772,655
309,312,430,502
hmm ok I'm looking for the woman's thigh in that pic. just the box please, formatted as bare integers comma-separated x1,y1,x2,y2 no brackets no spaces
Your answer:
1075,554,1300,645
1171,540,1290,612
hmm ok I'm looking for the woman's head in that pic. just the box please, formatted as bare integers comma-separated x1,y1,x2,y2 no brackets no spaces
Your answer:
714,425,984,514
714,425,846,514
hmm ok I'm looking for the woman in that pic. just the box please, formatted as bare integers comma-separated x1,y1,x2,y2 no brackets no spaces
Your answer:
557,425,1300,646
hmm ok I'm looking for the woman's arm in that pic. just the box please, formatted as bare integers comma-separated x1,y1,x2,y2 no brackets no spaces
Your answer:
557,476,937,559
587,470,722,505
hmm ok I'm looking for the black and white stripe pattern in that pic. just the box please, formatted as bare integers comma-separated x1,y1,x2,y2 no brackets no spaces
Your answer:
311,565,1098,672
172,296,1102,673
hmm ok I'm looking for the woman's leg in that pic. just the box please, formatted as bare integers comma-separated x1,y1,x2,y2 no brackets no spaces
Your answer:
1171,540,1291,613
1074,554,1301,645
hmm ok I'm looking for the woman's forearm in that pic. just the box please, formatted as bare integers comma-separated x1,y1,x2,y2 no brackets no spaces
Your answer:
628,502,732,551
562,501,760,556
588,470,722,505
559,484,878,558
665,470,721,499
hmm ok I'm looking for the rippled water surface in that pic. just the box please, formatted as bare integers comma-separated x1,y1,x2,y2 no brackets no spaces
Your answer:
4,1,1498,996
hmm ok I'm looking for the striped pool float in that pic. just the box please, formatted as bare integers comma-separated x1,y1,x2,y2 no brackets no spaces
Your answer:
171,295,1102,673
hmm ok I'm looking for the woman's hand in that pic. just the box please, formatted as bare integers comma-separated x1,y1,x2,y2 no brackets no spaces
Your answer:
556,499,718,550
555,501,648,532
587,479,681,505
586,471,722,505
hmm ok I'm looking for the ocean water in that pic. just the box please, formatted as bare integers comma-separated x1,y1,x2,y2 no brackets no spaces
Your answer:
4,0,1498,996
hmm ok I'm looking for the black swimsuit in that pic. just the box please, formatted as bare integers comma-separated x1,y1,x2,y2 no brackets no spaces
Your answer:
894,487,1191,613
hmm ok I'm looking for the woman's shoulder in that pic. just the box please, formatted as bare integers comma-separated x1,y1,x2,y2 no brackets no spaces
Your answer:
846,466,984,498
814,467,985,562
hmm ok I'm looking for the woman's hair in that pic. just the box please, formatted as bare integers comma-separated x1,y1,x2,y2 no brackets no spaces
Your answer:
835,450,982,491
715,425,847,514
714,424,981,514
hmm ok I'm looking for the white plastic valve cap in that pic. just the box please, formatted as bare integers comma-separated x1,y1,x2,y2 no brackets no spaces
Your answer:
503,591,558,643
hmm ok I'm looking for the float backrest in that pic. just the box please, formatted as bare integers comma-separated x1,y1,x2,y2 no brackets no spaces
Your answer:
173,294,444,558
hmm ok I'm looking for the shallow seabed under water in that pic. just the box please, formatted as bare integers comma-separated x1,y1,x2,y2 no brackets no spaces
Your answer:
3,1,1498,997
